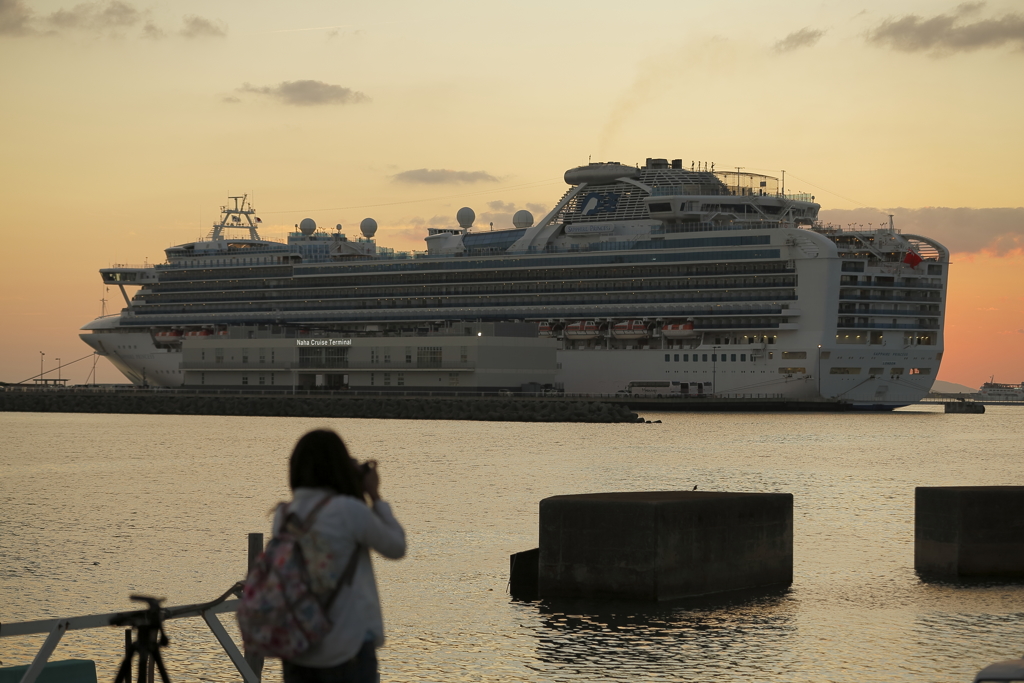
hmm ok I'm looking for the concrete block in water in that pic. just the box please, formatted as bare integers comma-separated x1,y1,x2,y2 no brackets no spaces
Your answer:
916,486,1024,577
509,548,539,600
538,491,793,601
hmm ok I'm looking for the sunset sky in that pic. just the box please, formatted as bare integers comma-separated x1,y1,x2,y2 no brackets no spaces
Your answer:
1,0,1022,387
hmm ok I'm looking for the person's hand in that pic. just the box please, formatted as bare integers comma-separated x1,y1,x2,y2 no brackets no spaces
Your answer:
362,460,380,502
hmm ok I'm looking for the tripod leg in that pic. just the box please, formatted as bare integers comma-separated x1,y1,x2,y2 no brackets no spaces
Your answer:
113,643,135,683
135,637,149,683
152,650,172,683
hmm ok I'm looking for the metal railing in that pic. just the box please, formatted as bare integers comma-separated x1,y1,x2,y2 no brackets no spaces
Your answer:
0,585,256,683
835,322,940,330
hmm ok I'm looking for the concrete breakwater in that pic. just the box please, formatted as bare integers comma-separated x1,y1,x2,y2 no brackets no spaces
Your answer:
0,390,641,423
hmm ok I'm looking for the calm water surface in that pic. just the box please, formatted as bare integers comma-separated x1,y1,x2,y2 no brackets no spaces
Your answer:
2,407,1023,682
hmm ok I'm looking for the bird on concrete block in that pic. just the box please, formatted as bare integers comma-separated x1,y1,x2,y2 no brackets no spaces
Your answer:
692,485,698,491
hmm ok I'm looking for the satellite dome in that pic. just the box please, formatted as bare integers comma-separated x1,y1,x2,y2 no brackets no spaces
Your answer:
512,210,535,228
456,207,475,229
360,218,378,238
299,218,317,236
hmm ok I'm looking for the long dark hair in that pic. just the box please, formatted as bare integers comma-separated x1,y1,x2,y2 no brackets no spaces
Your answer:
289,429,362,499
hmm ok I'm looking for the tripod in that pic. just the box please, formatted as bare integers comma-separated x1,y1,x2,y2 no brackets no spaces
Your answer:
113,595,171,683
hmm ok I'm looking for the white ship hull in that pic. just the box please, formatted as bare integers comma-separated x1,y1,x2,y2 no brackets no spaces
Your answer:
80,316,185,387
557,346,939,406
82,316,940,407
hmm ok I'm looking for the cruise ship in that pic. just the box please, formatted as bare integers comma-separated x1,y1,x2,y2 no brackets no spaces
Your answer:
80,158,949,408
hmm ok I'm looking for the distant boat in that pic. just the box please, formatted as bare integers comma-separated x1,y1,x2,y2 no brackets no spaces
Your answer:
979,378,1024,401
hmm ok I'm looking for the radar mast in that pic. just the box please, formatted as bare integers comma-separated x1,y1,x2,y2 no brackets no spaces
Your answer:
207,195,261,241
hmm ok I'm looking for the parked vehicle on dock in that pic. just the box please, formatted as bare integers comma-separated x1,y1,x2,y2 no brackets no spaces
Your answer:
625,380,683,398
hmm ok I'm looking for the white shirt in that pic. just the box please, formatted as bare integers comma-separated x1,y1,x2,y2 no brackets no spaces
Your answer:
273,487,406,667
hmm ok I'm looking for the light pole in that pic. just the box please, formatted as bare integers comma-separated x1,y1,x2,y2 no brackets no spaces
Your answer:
39,351,44,383
817,345,822,398
56,358,61,382
712,345,720,397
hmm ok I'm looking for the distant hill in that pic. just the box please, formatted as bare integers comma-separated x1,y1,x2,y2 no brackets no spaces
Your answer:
931,379,979,394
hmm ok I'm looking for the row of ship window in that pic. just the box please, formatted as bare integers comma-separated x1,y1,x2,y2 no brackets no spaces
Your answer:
138,291,800,315
293,248,784,275
144,277,799,305
202,349,277,363
200,373,276,385
828,367,932,375
157,262,796,292
835,290,937,301
665,353,752,363
842,261,943,276
835,332,936,345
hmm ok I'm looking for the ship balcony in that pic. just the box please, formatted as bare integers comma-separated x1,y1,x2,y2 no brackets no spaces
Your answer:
836,321,940,330
125,293,804,317
101,267,159,284
691,320,794,331
837,306,940,317
840,280,942,289
839,291,941,302
297,361,474,372
193,361,475,371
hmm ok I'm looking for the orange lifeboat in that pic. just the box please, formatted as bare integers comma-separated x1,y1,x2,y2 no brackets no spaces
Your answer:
153,330,183,342
611,320,648,340
184,330,212,338
564,320,601,340
662,320,697,338
538,322,554,337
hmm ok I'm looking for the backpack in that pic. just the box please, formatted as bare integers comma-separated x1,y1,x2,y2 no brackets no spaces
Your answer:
237,496,360,659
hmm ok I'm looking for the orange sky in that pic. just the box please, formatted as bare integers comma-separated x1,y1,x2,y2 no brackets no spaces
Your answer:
942,251,1024,387
1,0,1022,388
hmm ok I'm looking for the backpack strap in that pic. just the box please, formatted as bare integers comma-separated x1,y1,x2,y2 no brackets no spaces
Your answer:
276,494,334,536
325,544,362,608
278,494,362,608
299,495,334,532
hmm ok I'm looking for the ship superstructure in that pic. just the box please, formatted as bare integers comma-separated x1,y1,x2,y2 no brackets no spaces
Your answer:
80,159,949,407
979,380,1024,401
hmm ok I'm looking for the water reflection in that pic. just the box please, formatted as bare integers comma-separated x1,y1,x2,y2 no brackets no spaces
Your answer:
6,409,1024,682
910,610,1024,680
526,591,797,680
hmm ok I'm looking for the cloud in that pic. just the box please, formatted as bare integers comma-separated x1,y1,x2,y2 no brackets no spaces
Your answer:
773,27,826,53
180,14,225,38
818,207,1024,255
0,0,34,35
867,3,1024,54
141,20,163,39
45,0,141,32
2,1,225,39
487,200,516,212
404,215,451,228
327,27,363,41
391,169,499,184
477,200,549,229
598,35,740,152
237,80,369,106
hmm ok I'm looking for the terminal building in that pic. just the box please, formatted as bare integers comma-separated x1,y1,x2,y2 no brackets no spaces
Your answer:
178,322,557,391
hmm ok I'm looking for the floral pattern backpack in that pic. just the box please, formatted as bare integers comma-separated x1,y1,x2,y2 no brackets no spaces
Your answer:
237,496,360,659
